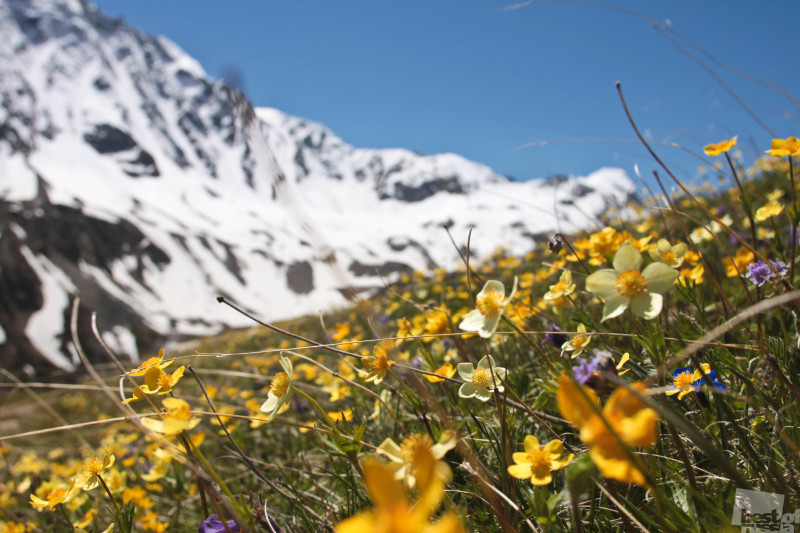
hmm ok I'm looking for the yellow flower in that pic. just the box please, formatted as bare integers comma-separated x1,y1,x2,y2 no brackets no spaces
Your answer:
703,135,738,156
363,343,396,385
561,323,592,358
397,317,413,338
507,436,573,485
543,270,576,301
328,409,354,422
557,375,658,487
766,137,800,157
423,362,457,383
141,398,200,436
754,200,784,222
585,242,679,321
129,348,172,376
679,264,705,286
723,247,755,278
665,368,696,400
648,239,687,268
334,447,465,533
79,453,115,490
260,354,294,420
459,277,518,338
377,430,457,488
331,322,351,342
122,364,185,403
30,479,76,510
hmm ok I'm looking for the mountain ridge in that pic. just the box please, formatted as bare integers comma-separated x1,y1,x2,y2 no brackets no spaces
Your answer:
0,0,636,375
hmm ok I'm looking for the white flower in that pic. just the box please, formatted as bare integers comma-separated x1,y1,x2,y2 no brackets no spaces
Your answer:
457,355,506,402
260,354,293,421
585,242,679,322
648,239,687,268
459,277,518,338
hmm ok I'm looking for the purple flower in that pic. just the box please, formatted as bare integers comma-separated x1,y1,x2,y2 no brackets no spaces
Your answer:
745,259,788,286
200,514,240,533
573,357,596,385
542,324,569,347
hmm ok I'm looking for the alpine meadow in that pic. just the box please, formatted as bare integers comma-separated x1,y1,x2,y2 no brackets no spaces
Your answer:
1,1,799,533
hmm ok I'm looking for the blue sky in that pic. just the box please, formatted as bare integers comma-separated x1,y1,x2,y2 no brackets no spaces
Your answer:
93,0,799,185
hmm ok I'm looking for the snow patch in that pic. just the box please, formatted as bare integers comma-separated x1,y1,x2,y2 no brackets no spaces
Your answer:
19,247,76,370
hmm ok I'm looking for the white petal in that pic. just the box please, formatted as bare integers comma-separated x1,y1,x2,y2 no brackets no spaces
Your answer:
613,242,642,272
601,294,629,322
492,367,507,381
457,362,474,381
477,355,495,369
279,356,293,375
475,386,493,402
459,382,478,398
586,269,619,300
631,292,663,319
260,393,280,414
642,262,679,294
507,276,519,302
479,314,501,338
377,438,404,463
459,310,485,332
480,280,506,299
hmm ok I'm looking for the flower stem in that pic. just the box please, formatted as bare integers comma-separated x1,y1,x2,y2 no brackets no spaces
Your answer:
789,155,797,283
96,473,121,518
725,152,757,250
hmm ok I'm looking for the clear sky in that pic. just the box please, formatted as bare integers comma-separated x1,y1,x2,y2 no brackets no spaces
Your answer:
92,0,799,186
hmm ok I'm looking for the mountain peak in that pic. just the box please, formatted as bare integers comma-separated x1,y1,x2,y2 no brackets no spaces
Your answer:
0,0,635,375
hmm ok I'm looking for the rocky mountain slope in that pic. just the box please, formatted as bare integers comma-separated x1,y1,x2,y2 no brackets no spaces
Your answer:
0,0,636,375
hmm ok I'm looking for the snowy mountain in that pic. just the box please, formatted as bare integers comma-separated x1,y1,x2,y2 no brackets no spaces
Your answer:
0,0,636,375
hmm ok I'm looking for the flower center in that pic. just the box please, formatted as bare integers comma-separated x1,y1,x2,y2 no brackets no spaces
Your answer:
157,373,174,390
661,250,677,264
476,289,504,317
83,458,103,475
673,370,694,390
526,446,551,469
471,367,494,388
552,281,568,293
47,488,66,502
572,336,589,350
399,433,434,463
615,269,648,298
270,372,290,397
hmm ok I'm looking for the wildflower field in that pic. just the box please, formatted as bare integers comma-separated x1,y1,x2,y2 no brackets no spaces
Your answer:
3,131,800,532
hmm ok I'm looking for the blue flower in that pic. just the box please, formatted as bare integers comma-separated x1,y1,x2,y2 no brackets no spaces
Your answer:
199,514,240,533
667,364,726,400
745,259,788,287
